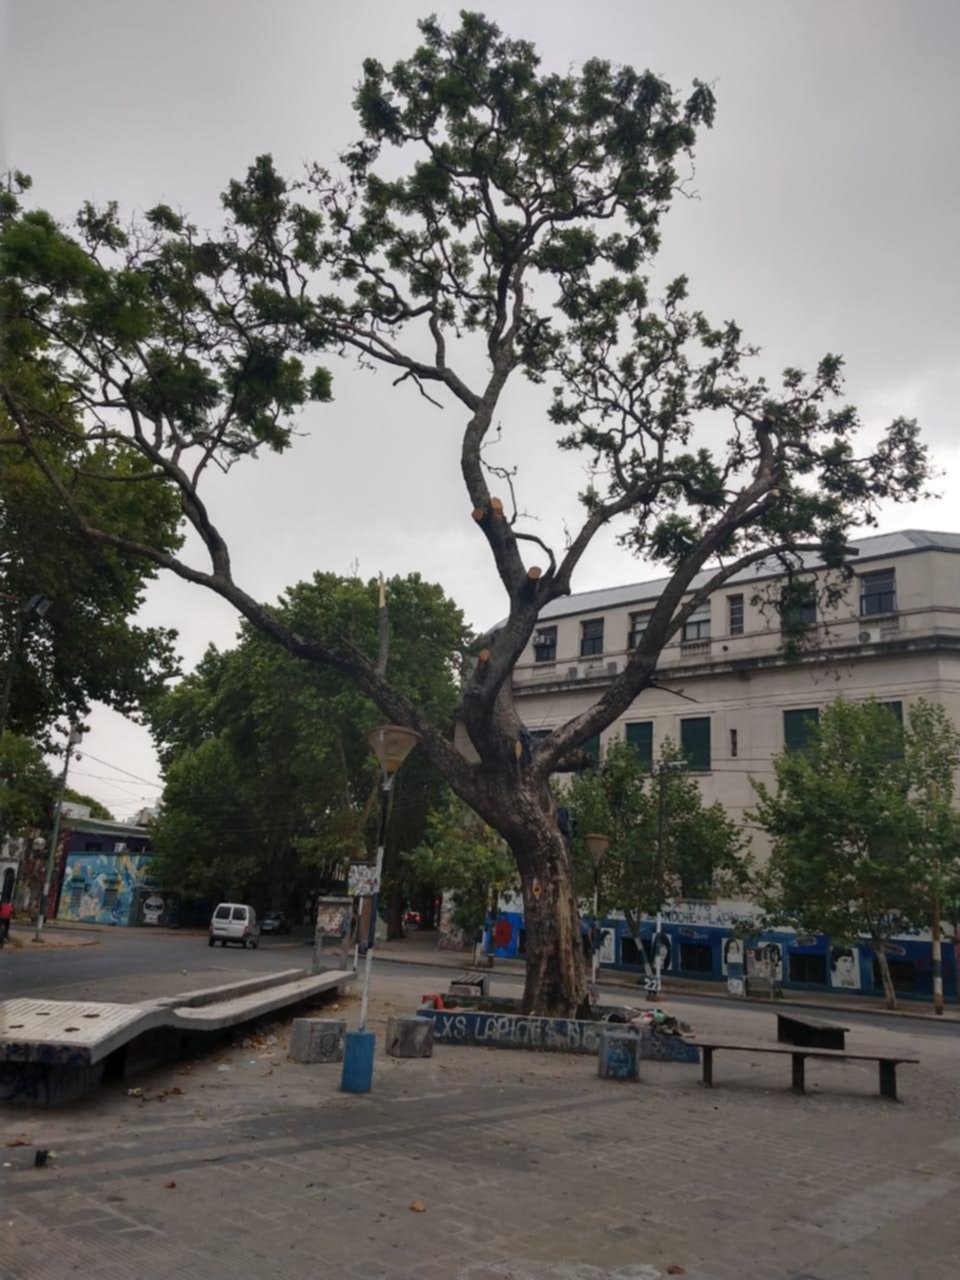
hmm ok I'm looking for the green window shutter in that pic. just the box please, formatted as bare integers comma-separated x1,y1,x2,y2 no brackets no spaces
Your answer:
783,708,819,753
625,721,653,770
880,701,904,758
680,717,711,771
582,733,601,766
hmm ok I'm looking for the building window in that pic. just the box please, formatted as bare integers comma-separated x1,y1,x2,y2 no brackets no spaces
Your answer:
780,584,817,631
580,734,601,768
628,610,652,649
784,708,819,753
679,942,714,973
789,952,827,984
682,603,711,643
860,568,896,616
872,956,916,993
580,618,604,656
102,881,120,910
727,594,744,635
729,728,739,759
625,721,653,770
69,883,84,912
680,717,711,771
533,626,557,662
83,841,104,852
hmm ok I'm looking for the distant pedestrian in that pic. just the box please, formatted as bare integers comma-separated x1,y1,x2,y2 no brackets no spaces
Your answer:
0,899,12,943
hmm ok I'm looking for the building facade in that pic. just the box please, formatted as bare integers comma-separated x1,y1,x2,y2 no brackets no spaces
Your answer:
55,814,181,927
482,529,960,1001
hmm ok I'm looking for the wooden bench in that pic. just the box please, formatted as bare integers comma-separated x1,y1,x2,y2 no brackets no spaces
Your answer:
777,1012,849,1051
692,1041,918,1101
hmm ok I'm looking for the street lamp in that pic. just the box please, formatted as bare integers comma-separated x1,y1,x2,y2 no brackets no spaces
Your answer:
584,832,610,990
341,723,421,1094
652,760,686,997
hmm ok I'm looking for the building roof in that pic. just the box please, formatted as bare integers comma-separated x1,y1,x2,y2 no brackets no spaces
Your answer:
63,816,150,839
529,529,960,623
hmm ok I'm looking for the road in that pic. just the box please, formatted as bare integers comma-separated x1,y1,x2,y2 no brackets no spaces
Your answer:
3,925,957,1041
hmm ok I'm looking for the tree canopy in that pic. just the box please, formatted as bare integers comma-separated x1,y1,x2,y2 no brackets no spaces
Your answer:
752,698,960,1008
148,572,469,911
564,739,748,939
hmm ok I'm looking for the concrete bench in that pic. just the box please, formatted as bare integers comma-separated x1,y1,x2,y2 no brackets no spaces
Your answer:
777,1012,849,1051
693,1041,918,1102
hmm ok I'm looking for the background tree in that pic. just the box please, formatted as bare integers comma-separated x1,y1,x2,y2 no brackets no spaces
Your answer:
1,15,932,1015
149,572,468,918
564,739,748,964
63,788,113,821
752,698,960,1009
406,790,517,945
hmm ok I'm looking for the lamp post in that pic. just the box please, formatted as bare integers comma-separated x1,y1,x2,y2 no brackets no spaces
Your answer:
341,723,420,1093
584,833,610,991
34,724,82,942
653,760,685,996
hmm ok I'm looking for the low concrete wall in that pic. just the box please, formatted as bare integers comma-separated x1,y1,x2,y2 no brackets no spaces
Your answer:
416,1007,699,1063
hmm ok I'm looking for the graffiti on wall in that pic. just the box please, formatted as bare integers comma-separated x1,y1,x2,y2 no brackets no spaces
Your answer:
58,853,154,926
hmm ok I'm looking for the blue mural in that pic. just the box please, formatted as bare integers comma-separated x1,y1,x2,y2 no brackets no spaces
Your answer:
58,853,156,926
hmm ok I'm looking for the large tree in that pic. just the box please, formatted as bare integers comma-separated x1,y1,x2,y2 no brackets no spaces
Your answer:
149,572,467,917
0,15,931,1014
752,699,960,1009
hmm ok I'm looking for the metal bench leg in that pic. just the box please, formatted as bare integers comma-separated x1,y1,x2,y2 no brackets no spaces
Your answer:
879,1060,898,1101
791,1053,805,1094
702,1047,713,1087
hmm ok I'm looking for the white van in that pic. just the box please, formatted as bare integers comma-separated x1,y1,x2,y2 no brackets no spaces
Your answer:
209,903,260,948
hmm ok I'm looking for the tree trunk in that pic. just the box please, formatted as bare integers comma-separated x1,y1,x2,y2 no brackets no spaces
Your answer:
510,815,586,1018
874,941,898,1010
386,884,405,941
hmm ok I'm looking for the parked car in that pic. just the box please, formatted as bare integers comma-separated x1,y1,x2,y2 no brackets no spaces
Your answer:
260,910,291,935
209,903,260,948
403,909,421,928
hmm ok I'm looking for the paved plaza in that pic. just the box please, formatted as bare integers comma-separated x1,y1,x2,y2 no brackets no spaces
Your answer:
2,963,959,1280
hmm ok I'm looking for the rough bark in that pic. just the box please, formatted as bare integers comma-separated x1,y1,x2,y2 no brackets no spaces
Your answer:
874,940,898,1010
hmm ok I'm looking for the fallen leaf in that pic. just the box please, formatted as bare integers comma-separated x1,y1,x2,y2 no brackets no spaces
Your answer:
667,1267,686,1276
5,1138,30,1148
409,1200,426,1213
170,1086,184,1096
164,1181,177,1190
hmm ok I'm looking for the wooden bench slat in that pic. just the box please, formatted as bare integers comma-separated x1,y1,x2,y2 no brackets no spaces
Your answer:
692,1040,918,1102
692,1042,918,1063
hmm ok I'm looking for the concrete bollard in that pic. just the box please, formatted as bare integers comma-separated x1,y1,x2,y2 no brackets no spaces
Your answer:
597,1029,641,1081
386,1015,435,1059
449,974,489,999
288,1017,346,1064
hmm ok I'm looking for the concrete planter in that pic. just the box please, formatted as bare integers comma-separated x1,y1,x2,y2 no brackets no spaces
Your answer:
416,1006,699,1063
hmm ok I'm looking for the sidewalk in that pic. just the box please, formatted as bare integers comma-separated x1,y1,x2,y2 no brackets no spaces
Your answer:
379,932,960,1025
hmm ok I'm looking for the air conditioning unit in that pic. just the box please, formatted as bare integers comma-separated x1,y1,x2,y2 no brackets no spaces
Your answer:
566,666,579,680
606,660,620,676
857,627,881,645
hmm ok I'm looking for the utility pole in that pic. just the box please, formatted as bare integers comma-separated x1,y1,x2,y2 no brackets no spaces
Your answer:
34,725,81,942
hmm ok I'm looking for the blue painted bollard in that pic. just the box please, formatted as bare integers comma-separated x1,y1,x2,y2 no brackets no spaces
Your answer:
340,1030,376,1093
598,1030,641,1081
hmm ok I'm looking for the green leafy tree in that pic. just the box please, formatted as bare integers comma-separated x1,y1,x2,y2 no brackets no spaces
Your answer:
752,698,960,1009
1,17,933,1014
63,789,114,821
0,733,55,835
149,572,468,916
407,791,517,941
564,740,748,962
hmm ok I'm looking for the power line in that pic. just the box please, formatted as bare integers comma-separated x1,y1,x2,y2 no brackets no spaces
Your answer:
79,752,160,787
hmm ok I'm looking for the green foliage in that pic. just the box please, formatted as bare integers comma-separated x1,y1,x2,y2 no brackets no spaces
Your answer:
752,698,960,1004
63,789,114,821
407,791,517,938
563,739,749,922
149,573,469,904
0,733,55,833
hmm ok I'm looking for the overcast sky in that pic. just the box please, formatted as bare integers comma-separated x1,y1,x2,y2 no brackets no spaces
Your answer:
2,0,958,817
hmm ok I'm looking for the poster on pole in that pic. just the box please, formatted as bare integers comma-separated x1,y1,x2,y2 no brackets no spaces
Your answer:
348,863,380,897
